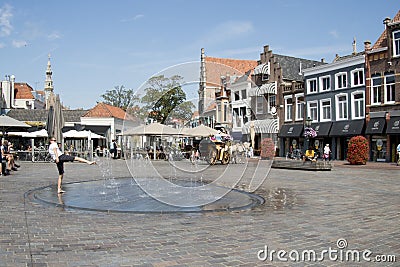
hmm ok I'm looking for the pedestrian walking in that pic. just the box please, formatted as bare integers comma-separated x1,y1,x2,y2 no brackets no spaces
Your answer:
48,137,96,194
323,144,331,161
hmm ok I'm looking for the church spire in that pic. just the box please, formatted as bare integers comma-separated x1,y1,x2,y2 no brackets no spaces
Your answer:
44,54,55,109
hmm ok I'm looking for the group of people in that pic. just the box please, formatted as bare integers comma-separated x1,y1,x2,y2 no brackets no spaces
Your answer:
0,140,20,175
303,144,331,162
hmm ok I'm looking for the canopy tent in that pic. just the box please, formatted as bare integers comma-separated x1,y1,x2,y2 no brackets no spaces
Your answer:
63,130,105,139
0,114,31,134
122,122,180,136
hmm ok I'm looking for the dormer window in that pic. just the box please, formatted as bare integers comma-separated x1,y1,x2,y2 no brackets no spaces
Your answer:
393,30,400,57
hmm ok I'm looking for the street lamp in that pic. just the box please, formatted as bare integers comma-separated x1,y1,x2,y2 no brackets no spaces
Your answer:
304,117,313,152
305,117,312,128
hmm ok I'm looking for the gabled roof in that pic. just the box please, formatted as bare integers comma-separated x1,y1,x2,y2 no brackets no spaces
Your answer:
14,83,34,99
273,54,325,81
372,10,400,49
205,57,258,87
84,102,127,120
6,109,88,123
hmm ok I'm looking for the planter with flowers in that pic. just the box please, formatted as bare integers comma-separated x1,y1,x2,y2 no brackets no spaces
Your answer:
346,135,369,165
260,138,275,160
304,127,317,139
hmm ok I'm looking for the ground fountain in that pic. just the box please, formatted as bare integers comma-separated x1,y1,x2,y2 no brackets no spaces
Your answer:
27,145,266,213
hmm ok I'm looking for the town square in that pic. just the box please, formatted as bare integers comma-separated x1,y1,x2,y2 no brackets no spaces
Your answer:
1,159,399,266
0,1,399,266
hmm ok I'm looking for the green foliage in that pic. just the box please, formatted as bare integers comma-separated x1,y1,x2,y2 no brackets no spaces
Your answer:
100,85,139,111
346,135,369,165
141,75,194,124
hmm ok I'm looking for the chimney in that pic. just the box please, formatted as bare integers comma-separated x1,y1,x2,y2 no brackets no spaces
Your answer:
364,40,371,51
383,17,391,28
321,58,325,63
352,37,357,55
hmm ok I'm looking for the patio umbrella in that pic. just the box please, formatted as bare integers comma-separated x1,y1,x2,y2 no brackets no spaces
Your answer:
0,114,31,135
8,129,48,138
63,130,105,139
46,95,64,141
123,122,180,136
182,124,220,137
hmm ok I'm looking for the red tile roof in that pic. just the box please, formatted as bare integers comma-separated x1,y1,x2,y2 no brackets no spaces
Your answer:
372,10,400,49
14,83,34,99
205,57,257,87
84,102,127,120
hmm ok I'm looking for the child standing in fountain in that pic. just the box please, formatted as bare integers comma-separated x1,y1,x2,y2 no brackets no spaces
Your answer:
48,137,96,194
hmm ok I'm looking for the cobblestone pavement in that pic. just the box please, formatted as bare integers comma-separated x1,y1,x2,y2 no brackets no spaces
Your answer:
0,158,399,267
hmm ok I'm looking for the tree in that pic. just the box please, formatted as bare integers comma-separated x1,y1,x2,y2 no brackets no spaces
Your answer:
141,75,195,124
100,85,139,111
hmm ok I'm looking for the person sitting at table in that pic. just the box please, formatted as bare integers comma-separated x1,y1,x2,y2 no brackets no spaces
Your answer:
303,146,317,162
1,140,19,172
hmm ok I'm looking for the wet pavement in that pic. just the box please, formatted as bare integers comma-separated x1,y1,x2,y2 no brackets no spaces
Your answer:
0,158,399,266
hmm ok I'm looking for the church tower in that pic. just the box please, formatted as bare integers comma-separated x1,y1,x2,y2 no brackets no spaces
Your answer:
44,54,55,109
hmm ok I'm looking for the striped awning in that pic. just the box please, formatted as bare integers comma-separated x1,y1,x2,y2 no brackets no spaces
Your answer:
248,82,277,96
254,62,270,75
242,119,279,134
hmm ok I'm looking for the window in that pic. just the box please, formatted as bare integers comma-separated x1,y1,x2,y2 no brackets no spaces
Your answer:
234,91,240,101
352,92,364,119
371,76,382,105
241,90,247,100
223,102,229,122
335,72,347,90
384,73,395,103
393,30,400,57
269,95,276,111
307,79,317,94
320,99,331,121
351,69,364,87
233,108,240,127
256,96,264,114
284,96,292,121
295,94,304,121
308,101,318,122
336,94,348,120
319,76,331,91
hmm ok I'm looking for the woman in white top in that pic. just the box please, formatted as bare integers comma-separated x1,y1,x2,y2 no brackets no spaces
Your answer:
48,137,96,194
323,144,331,161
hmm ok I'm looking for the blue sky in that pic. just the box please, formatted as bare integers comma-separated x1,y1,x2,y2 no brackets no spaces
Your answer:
0,1,398,109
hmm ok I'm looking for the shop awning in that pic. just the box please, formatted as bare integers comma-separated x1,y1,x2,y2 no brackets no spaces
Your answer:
278,124,303,137
365,118,386,135
386,116,400,134
242,119,279,134
311,122,332,137
329,120,364,136
248,82,277,96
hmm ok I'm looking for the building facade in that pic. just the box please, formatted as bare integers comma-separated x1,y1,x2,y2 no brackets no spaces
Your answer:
303,51,366,160
247,45,326,157
364,11,400,162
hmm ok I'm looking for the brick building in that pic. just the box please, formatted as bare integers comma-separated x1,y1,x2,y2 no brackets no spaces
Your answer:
365,10,400,162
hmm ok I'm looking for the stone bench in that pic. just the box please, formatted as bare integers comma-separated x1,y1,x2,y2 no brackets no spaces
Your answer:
271,159,332,171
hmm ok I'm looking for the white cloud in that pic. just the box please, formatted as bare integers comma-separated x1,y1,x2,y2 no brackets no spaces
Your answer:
329,30,339,39
120,14,145,22
12,40,27,48
0,4,13,37
47,31,62,40
200,21,254,46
